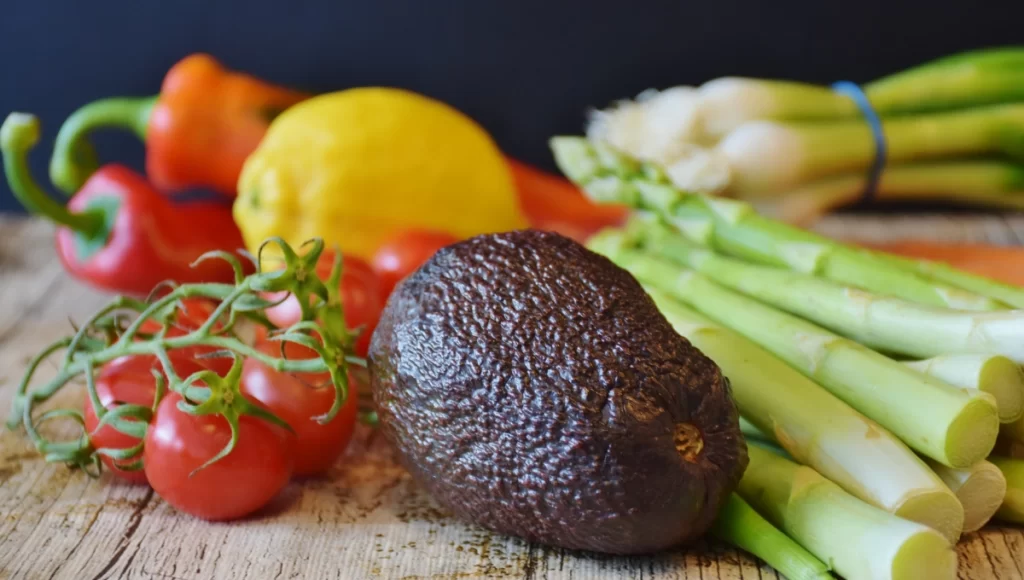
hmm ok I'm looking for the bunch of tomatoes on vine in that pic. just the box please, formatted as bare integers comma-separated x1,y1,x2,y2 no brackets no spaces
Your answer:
7,230,456,521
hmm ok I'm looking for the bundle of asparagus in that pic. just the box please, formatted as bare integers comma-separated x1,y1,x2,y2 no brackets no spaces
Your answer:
553,136,1024,579
584,47,1024,224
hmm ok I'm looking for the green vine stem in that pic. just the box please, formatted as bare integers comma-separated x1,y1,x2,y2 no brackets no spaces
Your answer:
9,237,366,476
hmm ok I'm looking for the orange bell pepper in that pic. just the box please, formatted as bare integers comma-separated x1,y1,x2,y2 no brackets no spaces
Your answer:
49,53,310,198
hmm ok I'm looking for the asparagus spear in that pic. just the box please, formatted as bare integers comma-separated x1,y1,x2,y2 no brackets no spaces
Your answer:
739,444,957,580
870,251,1024,309
646,287,965,542
634,219,1024,365
905,355,1024,424
710,494,833,580
989,457,1024,524
589,233,1000,468
926,460,1007,534
550,136,1006,311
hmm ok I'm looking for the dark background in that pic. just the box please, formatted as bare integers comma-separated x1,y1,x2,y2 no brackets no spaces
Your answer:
2,0,1022,212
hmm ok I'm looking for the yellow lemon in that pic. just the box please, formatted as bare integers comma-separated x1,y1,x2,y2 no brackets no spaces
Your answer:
234,87,527,260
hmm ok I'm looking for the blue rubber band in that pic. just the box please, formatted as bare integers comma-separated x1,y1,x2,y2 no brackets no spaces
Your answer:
832,81,887,204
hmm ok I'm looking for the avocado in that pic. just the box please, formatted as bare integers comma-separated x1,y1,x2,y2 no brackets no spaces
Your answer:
367,230,747,555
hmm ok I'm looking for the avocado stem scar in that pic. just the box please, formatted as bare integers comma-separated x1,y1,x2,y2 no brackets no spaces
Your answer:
675,423,704,462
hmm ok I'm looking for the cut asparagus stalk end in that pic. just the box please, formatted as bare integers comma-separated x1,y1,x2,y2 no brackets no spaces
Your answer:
906,354,1024,424
927,459,1007,534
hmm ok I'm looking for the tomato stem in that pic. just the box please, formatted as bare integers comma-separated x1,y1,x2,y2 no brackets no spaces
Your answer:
8,238,357,475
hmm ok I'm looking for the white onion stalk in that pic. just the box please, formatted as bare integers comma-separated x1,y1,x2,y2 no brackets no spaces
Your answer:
739,444,957,580
646,287,965,542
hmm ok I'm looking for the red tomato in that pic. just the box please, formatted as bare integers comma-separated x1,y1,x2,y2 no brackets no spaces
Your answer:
144,392,292,521
371,230,459,299
84,354,203,484
241,332,359,477
139,298,233,375
264,252,383,357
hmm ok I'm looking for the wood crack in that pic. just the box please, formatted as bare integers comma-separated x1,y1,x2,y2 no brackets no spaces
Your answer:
88,488,154,580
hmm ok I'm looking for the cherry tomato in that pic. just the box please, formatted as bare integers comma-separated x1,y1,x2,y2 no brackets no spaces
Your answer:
139,298,233,375
241,332,359,477
84,354,203,484
264,252,383,357
144,392,292,521
371,229,459,299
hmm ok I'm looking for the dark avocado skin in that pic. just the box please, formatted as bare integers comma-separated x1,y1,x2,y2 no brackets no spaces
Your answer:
368,230,747,555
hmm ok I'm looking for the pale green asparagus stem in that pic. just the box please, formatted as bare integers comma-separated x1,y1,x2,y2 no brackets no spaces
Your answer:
589,234,1000,468
550,136,1006,311
905,355,1024,423
710,494,833,580
647,288,965,541
739,445,957,580
870,252,1024,309
989,457,1024,524
926,459,1006,534
634,220,1024,365
738,416,771,441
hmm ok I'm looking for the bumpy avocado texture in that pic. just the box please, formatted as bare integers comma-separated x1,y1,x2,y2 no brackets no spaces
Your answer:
368,230,747,554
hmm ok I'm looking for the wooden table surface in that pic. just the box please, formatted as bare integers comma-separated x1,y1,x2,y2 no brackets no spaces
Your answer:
2,215,1024,580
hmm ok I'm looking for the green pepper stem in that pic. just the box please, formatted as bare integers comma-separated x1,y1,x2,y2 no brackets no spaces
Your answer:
1,113,105,234
49,95,157,195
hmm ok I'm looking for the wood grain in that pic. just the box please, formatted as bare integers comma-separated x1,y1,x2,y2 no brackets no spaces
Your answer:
1,214,1022,580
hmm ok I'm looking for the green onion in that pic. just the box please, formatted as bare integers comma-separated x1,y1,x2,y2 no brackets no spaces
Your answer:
582,47,1024,215
756,161,1024,226
717,105,1024,197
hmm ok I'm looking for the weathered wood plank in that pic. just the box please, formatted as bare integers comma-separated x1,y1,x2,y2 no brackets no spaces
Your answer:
1,215,1023,580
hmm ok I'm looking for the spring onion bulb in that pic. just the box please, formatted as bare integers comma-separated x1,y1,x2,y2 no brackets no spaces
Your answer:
582,46,1024,217
634,283,965,541
739,444,957,580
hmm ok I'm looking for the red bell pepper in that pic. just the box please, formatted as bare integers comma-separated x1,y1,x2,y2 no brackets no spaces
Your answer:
507,157,628,242
1,113,249,296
